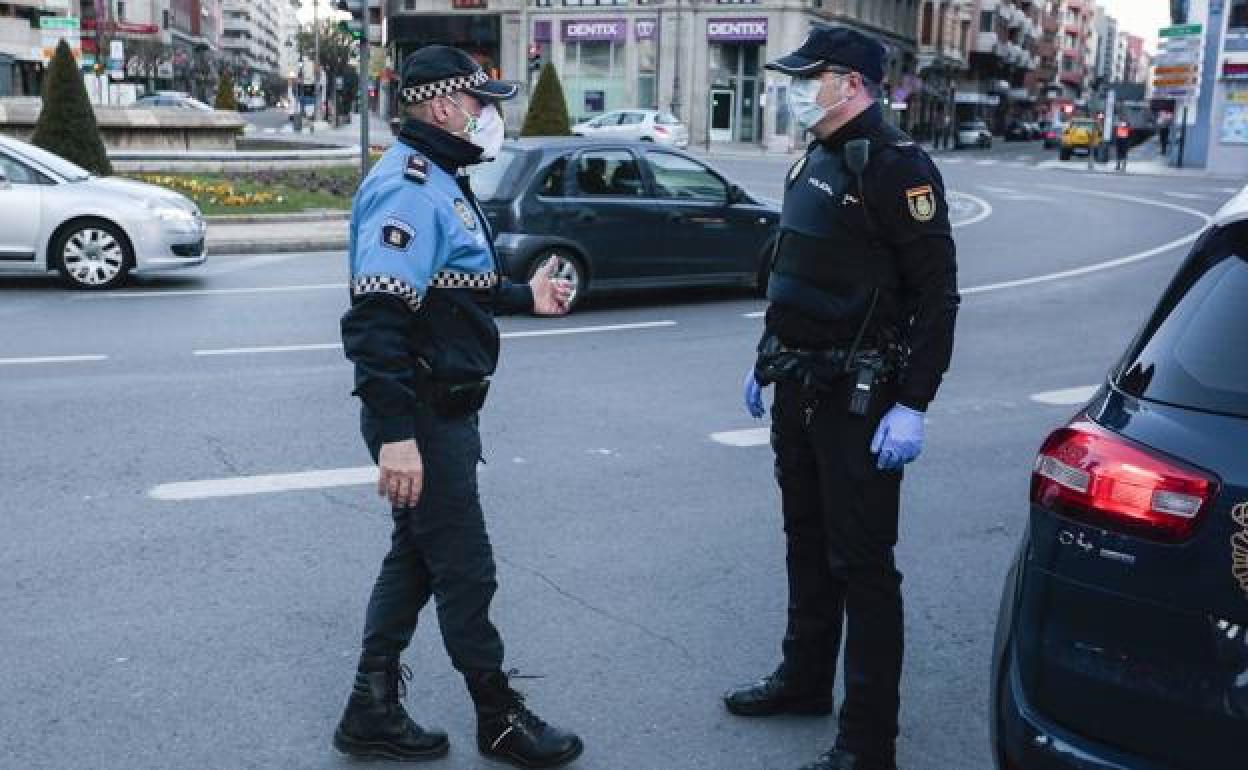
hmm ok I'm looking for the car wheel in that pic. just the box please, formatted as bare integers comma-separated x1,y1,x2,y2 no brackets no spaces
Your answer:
52,219,132,290
528,249,586,311
1059,148,1071,161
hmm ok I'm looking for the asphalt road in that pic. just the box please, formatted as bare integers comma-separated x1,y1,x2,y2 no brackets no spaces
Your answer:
0,156,1237,770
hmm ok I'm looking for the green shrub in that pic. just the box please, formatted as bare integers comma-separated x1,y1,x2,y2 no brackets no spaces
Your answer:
521,61,571,137
30,39,112,176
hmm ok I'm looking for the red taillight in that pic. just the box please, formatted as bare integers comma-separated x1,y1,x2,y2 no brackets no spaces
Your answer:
653,125,669,134
1031,420,1218,541
1045,130,1056,139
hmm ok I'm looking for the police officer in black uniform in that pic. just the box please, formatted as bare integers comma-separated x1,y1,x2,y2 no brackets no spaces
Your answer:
334,45,583,768
724,27,959,770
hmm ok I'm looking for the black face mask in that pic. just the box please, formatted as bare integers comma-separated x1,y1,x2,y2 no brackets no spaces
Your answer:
396,115,483,172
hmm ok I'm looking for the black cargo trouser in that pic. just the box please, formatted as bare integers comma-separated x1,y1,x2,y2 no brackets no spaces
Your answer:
359,405,504,672
771,377,904,764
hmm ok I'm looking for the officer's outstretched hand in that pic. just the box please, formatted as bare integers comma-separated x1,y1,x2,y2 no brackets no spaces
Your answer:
378,439,423,509
870,405,925,471
531,256,573,316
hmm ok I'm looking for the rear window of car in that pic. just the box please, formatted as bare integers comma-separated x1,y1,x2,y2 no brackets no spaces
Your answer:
465,146,519,201
1116,222,1248,418
656,113,681,125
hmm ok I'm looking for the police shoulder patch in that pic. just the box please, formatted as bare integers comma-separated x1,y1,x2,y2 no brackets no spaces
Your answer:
404,155,428,184
380,217,415,250
905,184,936,223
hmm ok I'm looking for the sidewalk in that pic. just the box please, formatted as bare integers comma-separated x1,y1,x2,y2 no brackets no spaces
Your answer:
1035,138,1243,179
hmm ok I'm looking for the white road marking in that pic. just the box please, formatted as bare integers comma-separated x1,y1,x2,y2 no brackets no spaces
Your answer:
191,321,679,357
149,466,378,501
962,187,1212,295
979,185,1020,194
86,283,341,299
0,354,109,366
195,252,309,276
1163,191,1209,200
976,159,999,166
940,158,963,164
710,427,770,447
947,191,994,228
1031,385,1100,406
1015,156,1031,161
500,320,677,338
1218,187,1240,194
194,343,343,356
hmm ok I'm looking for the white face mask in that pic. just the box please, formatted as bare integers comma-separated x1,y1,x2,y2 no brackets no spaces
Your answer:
786,74,851,132
450,96,505,160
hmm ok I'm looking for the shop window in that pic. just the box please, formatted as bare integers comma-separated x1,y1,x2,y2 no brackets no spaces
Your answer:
1232,0,1248,29
564,40,626,121
979,11,993,33
646,152,727,202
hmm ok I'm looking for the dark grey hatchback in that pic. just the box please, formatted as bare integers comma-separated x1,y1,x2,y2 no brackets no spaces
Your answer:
992,192,1248,770
467,138,780,306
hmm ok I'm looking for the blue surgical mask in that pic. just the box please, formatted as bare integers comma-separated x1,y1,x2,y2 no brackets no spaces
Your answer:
786,74,850,131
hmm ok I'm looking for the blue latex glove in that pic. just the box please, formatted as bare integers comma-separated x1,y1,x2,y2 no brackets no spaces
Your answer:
870,405,925,471
743,369,766,419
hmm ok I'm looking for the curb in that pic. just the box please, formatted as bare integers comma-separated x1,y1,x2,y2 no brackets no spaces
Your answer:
206,210,350,225
1034,160,1242,180
208,237,347,256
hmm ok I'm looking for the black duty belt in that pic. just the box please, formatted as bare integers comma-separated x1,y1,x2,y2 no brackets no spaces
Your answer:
415,377,491,418
755,335,908,416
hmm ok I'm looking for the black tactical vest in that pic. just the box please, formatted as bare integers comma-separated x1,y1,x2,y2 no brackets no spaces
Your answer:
767,126,910,333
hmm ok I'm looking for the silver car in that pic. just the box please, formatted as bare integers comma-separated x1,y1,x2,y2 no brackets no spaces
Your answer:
0,135,206,289
572,109,690,148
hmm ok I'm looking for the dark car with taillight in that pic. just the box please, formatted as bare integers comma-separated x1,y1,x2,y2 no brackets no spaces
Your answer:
991,190,1248,770
466,138,779,308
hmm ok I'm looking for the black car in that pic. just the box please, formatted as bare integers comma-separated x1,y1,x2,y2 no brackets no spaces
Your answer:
992,196,1248,770
1004,120,1032,142
468,138,779,307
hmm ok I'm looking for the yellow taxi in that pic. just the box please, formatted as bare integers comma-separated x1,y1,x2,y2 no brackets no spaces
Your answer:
1060,118,1101,160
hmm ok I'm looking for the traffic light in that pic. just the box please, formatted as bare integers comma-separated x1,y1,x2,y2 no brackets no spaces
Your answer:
335,0,365,40
527,43,543,73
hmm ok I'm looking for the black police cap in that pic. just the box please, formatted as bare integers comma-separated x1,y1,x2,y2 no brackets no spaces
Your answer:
399,45,518,104
765,25,887,83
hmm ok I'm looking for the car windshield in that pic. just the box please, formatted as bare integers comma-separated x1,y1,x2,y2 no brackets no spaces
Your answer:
1071,120,1096,129
184,97,213,111
961,122,986,130
0,138,90,181
656,113,681,125
1116,223,1248,418
466,146,518,201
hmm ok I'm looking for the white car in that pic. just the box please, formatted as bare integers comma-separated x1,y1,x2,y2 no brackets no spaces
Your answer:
245,94,267,111
572,109,690,148
0,135,206,289
955,120,993,149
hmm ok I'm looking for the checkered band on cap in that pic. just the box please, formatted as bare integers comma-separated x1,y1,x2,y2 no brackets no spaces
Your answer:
401,70,489,104
429,270,498,290
351,274,422,311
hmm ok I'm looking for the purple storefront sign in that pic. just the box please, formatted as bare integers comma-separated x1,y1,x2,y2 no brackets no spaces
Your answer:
706,17,768,42
533,20,552,43
635,18,658,41
562,19,627,42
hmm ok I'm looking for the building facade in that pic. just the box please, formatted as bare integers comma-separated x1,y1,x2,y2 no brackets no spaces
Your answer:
0,1,78,96
961,0,1043,128
383,0,923,147
915,0,973,140
223,0,284,82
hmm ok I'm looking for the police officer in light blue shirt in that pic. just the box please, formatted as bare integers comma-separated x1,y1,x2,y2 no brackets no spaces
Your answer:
335,45,582,768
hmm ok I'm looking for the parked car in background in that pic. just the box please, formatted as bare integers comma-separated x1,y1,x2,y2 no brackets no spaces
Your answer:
1039,120,1061,149
1060,118,1101,160
0,135,206,289
956,120,993,149
991,186,1248,770
1005,120,1032,141
243,93,267,112
134,91,215,111
1024,121,1043,139
571,110,690,148
467,137,777,309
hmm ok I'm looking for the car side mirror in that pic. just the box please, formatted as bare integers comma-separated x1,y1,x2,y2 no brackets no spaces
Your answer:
727,184,747,204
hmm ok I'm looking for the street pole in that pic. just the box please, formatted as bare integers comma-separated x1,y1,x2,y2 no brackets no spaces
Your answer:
360,30,370,177
1177,104,1188,168
312,0,320,133
669,0,681,121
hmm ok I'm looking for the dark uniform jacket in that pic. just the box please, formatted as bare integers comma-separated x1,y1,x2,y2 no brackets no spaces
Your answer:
340,121,533,444
764,104,959,412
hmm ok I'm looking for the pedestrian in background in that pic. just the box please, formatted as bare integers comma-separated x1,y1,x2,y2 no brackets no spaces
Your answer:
1158,113,1172,156
728,25,959,770
334,45,583,768
1114,120,1131,172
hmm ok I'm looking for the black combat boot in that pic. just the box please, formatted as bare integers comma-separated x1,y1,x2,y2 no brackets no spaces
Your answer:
465,670,583,769
798,747,897,770
723,662,834,717
333,655,450,761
